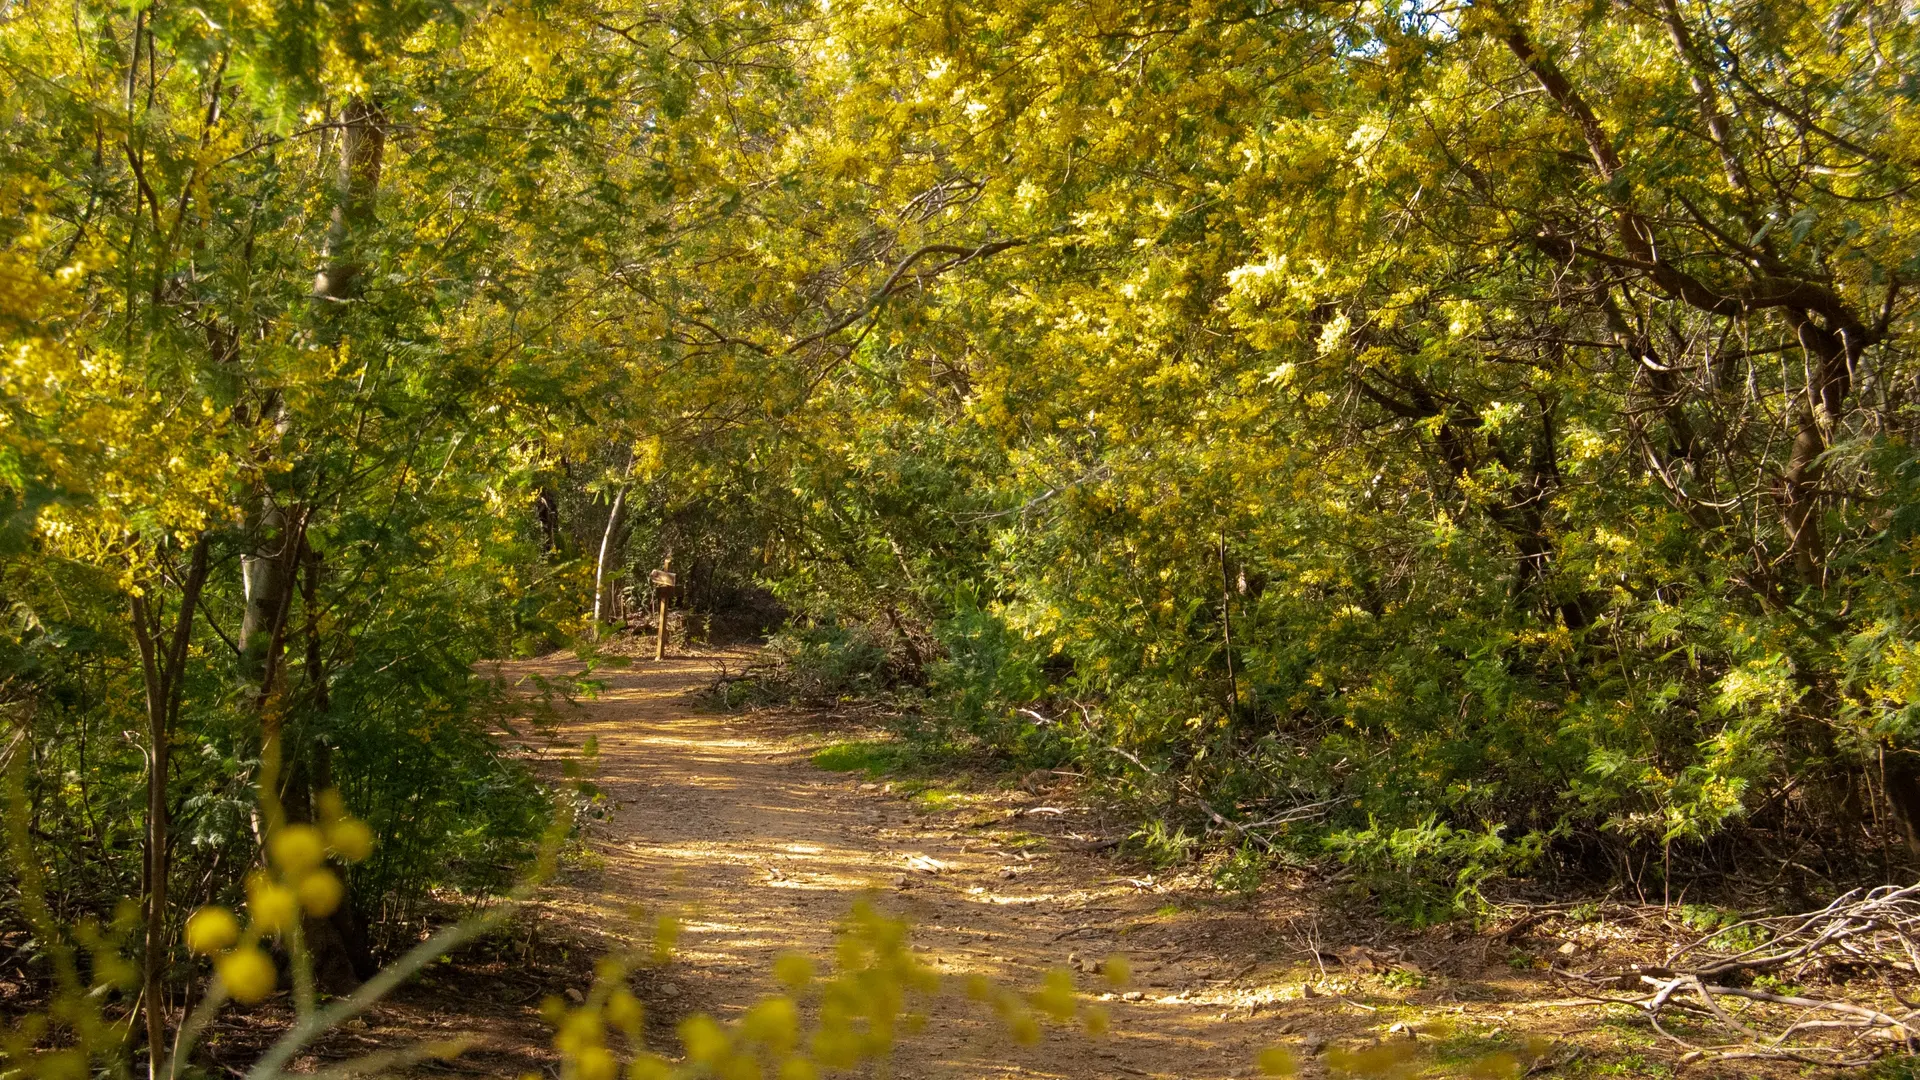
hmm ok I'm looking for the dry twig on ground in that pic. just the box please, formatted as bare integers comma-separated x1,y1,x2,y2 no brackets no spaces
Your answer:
1552,883,1920,1067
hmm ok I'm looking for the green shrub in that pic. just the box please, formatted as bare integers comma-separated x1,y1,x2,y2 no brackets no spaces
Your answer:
1212,842,1266,895
929,590,1046,746
1132,820,1198,868
764,624,895,703
1326,817,1545,926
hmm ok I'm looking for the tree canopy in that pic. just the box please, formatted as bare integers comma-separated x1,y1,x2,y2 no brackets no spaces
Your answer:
3,0,1919,1059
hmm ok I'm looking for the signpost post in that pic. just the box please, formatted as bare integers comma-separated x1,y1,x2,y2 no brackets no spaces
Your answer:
649,567,677,661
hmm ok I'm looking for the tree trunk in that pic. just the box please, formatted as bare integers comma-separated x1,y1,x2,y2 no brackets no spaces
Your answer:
241,509,308,713
296,544,375,985
259,94,388,989
238,496,289,683
301,542,329,712
535,485,561,554
881,603,925,680
1217,533,1239,720
592,485,629,640
312,98,386,308
1884,750,1920,858
130,538,209,1080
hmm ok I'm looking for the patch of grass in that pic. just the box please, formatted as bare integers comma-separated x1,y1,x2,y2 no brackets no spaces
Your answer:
809,739,985,819
1595,1011,1661,1049
870,776,968,812
809,734,976,784
908,786,962,812
811,739,917,777
1750,972,1804,997
1426,1029,1514,1066
1379,967,1426,991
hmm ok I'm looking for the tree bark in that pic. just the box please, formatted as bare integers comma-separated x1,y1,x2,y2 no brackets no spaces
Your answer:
294,543,375,985
1218,533,1239,720
535,485,561,554
1497,10,1916,849
312,98,386,308
237,496,289,683
130,537,209,1080
258,94,388,990
592,485,629,640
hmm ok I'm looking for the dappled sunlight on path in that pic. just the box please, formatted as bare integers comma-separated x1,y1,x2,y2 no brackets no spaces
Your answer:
494,650,1289,1079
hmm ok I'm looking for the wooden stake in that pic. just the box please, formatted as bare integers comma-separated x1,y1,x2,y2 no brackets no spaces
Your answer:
648,565,677,662
655,592,668,661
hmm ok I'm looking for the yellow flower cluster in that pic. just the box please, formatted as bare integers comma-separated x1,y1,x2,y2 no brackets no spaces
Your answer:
959,950,1120,1048
536,901,1117,1080
184,791,374,1003
541,956,651,1080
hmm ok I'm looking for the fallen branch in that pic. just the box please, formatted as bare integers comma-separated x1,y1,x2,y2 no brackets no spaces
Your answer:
1102,746,1332,851
1551,883,1920,1066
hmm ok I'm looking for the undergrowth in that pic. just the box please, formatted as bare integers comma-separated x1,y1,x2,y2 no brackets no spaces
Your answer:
731,609,1914,927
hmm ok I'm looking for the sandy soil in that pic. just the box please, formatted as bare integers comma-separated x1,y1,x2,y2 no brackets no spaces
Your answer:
487,649,1625,1080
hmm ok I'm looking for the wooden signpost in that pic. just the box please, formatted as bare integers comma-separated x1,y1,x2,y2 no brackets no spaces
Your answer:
649,567,677,660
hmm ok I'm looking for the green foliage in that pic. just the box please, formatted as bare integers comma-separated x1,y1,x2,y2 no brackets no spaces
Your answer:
920,590,1079,765
930,591,1047,741
764,625,897,704
1132,820,1199,869
1676,906,1767,954
629,0,1920,915
1211,842,1266,896
1675,905,1741,934
327,684,549,909
3,0,1919,1050
1327,819,1546,926
1378,967,1426,992
1864,1052,1920,1080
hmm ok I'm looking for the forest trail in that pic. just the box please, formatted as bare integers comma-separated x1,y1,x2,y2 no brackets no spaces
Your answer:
500,649,1316,1079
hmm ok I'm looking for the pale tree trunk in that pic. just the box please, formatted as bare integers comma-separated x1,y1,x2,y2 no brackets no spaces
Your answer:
237,96,381,680
238,495,289,683
592,485,629,640
313,98,386,307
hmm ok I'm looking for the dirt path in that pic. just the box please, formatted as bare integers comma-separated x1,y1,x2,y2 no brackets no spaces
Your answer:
510,649,1314,1078
476,649,1789,1080
188,648,1882,1080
